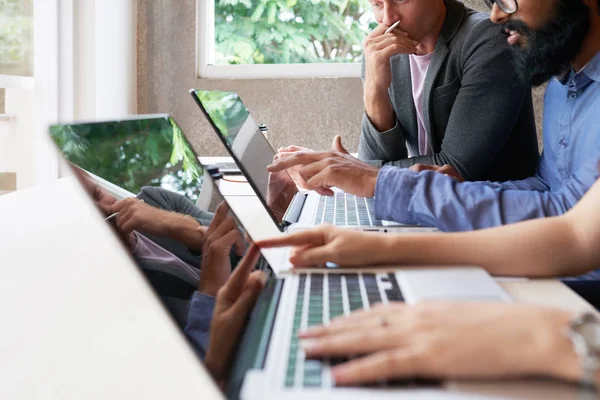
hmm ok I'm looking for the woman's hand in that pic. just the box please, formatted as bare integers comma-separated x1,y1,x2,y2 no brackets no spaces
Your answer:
299,302,579,386
204,245,266,384
258,225,391,267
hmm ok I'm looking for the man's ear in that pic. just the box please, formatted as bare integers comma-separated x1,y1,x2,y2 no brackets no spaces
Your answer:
583,0,600,15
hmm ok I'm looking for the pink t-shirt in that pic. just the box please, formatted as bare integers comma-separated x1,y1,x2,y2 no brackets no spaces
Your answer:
132,231,200,281
409,53,434,156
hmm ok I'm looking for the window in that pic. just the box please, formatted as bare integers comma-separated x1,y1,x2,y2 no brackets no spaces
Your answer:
0,0,61,193
0,0,33,115
0,0,33,77
197,0,375,79
0,0,34,194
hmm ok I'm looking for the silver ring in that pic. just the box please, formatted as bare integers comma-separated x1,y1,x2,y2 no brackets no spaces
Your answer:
378,317,389,328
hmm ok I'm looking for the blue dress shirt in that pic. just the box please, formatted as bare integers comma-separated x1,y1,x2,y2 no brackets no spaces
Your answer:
375,51,600,233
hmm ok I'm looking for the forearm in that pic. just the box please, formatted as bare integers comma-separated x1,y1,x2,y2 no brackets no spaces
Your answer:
477,175,549,191
377,215,590,277
375,166,586,232
164,213,204,251
363,84,396,133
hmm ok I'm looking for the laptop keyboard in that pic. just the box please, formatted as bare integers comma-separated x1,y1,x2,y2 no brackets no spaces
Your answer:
283,272,434,389
313,193,383,227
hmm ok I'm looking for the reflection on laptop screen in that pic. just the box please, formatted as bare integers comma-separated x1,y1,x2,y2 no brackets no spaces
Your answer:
191,90,298,229
50,115,204,203
50,115,262,324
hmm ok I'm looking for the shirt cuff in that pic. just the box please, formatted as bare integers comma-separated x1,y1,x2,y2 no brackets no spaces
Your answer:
189,291,217,317
364,159,384,168
184,291,218,359
374,166,418,225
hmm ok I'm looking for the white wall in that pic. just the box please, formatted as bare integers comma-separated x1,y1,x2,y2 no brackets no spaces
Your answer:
94,0,137,119
57,0,137,177
70,0,137,122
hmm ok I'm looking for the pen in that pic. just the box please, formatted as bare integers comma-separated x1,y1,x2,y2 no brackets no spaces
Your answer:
104,212,119,221
385,20,401,34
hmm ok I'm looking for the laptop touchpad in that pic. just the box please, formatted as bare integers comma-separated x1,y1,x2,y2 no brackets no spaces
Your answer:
398,268,511,303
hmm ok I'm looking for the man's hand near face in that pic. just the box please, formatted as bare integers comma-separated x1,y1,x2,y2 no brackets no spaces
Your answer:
267,136,380,198
111,197,206,251
364,24,419,132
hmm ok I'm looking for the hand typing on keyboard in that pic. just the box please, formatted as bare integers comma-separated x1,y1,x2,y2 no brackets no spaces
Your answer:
298,302,575,387
276,145,314,189
267,136,379,198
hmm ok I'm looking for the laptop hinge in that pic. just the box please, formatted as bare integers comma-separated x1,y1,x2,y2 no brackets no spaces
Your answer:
282,192,307,227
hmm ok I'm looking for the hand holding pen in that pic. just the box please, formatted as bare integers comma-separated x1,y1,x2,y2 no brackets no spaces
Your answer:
363,21,419,90
104,196,142,221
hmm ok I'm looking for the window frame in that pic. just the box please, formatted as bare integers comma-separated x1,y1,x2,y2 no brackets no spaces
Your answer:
33,0,62,184
196,0,363,79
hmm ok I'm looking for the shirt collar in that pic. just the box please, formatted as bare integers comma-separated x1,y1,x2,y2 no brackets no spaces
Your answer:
582,50,600,83
557,50,600,85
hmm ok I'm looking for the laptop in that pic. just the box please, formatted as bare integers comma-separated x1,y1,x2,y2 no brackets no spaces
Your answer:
190,89,434,234
48,115,586,400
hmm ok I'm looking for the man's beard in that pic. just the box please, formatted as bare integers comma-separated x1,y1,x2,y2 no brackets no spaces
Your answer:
504,0,590,86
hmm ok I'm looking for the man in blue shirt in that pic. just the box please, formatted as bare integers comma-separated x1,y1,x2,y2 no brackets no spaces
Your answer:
267,0,600,233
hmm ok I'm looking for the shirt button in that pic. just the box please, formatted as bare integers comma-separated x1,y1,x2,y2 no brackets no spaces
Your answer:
569,92,578,100
559,139,568,148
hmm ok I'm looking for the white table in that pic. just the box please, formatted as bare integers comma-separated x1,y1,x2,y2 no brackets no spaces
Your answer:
0,178,223,400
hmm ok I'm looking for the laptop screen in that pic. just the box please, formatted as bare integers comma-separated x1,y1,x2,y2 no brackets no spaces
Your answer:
49,116,274,385
190,90,299,231
50,114,204,203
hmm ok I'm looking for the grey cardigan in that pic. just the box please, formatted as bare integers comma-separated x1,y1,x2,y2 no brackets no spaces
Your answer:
358,0,539,182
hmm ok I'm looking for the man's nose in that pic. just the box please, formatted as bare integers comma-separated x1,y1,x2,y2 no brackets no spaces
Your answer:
490,4,510,24
382,4,401,26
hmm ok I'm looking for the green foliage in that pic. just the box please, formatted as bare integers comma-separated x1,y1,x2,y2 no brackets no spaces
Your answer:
194,90,249,143
215,0,374,65
50,117,204,202
0,0,33,76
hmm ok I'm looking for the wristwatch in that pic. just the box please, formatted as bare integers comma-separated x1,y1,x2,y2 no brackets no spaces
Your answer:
565,311,600,390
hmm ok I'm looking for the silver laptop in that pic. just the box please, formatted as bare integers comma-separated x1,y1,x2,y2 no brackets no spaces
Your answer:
158,115,515,397
190,89,435,234
49,114,583,400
